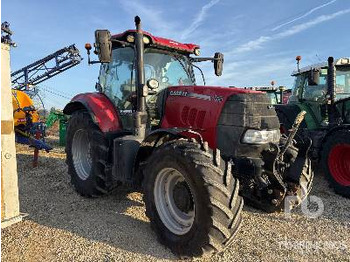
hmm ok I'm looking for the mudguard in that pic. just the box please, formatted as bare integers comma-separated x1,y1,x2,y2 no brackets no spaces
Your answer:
321,124,350,145
63,92,121,133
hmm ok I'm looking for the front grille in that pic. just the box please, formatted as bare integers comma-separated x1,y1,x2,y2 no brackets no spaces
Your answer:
217,93,280,158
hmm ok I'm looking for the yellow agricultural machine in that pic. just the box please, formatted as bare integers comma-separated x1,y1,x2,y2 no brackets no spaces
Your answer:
9,32,82,152
11,89,50,151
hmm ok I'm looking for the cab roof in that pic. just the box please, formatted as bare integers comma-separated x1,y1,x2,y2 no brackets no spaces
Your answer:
112,30,200,55
292,57,350,76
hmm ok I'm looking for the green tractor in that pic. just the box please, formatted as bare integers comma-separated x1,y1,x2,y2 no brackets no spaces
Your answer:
241,85,291,105
275,56,350,197
45,110,68,146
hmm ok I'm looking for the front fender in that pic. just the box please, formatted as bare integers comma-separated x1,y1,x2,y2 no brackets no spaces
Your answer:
63,92,121,133
134,128,188,185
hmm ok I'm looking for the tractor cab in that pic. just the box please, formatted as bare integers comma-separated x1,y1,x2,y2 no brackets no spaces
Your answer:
242,86,287,104
291,58,350,102
97,35,197,128
84,27,224,133
289,57,350,128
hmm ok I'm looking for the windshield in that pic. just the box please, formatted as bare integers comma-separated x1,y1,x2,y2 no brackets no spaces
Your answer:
265,92,279,104
335,66,350,100
99,47,195,110
144,48,194,87
294,65,350,102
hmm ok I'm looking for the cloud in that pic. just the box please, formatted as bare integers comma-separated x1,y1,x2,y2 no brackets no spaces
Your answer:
272,0,337,31
277,8,350,38
233,36,272,53
230,9,350,55
180,0,220,40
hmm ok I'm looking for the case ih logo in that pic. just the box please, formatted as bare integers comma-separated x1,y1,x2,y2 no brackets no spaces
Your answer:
169,90,223,103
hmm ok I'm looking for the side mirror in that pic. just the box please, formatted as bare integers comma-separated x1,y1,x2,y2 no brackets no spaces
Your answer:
94,30,112,63
308,69,320,86
214,52,224,76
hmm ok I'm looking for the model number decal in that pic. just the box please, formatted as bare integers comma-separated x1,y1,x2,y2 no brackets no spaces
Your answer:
169,91,223,103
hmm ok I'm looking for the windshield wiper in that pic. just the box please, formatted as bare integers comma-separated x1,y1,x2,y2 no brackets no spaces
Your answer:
192,63,205,85
171,54,194,83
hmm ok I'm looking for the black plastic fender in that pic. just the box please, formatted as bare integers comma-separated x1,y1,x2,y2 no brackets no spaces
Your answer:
134,128,188,185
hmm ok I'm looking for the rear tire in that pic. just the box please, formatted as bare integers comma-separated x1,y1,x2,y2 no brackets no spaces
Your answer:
143,139,243,257
321,130,350,198
66,111,113,197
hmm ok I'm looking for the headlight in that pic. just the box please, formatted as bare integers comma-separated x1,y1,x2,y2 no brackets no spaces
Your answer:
126,34,135,43
143,36,150,44
194,48,200,56
147,78,159,89
242,129,280,144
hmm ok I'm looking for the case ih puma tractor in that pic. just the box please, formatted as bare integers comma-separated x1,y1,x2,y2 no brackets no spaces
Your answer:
275,56,350,198
64,17,313,257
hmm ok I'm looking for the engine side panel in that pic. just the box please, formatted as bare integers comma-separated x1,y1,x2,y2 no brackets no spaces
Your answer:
64,92,121,133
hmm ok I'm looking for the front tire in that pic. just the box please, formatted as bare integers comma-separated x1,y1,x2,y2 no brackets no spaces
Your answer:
66,111,113,197
322,130,350,198
143,139,243,257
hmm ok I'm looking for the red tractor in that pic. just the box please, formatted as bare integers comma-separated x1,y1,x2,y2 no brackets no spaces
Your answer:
64,17,313,257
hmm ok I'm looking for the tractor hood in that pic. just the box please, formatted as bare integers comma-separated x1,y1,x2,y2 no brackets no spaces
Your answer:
161,85,279,154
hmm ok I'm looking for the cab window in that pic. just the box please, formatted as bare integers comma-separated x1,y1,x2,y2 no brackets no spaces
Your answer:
98,47,135,110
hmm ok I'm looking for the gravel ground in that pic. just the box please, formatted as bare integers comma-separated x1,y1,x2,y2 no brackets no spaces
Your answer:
2,137,350,262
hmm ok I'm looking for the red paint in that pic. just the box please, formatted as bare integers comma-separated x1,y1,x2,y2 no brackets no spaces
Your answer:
113,30,199,54
328,144,350,186
161,86,261,148
70,93,121,133
282,91,292,104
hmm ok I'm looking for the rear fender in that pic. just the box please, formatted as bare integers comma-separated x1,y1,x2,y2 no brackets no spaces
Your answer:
63,93,121,133
320,125,350,154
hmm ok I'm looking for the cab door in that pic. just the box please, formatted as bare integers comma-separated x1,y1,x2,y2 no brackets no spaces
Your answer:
299,73,328,129
98,47,136,131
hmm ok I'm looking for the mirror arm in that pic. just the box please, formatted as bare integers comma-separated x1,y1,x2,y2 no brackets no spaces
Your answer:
190,57,220,63
86,49,101,65
86,39,133,65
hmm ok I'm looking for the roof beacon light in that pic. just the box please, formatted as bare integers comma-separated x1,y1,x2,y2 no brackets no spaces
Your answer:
85,43,92,51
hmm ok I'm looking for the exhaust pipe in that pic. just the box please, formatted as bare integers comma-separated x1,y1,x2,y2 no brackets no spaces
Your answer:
134,16,147,139
327,56,336,125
